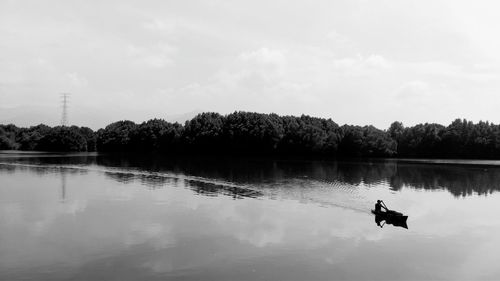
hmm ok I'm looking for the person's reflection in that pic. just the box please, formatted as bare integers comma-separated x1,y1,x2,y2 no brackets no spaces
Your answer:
375,215,385,228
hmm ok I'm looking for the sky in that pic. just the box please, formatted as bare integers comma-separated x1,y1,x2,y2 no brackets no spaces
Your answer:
1,0,500,129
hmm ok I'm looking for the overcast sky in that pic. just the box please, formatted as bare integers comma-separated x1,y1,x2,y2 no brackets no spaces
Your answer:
1,0,500,129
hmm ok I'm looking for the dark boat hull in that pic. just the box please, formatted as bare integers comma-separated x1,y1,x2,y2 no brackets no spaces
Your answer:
372,209,408,229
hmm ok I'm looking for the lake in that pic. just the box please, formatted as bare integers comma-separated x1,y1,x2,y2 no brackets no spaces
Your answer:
1,152,500,280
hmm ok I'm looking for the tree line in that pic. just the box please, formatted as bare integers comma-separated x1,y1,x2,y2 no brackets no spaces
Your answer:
1,111,500,159
0,124,96,152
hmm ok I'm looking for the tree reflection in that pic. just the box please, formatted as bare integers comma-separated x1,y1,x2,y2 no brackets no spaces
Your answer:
3,154,500,199
102,169,264,198
97,156,500,198
184,180,263,199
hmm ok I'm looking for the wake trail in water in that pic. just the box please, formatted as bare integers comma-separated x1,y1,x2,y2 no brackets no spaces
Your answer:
247,177,374,214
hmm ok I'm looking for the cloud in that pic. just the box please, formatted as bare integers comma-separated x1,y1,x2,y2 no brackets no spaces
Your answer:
142,19,176,32
237,48,287,67
394,80,456,109
149,46,400,121
396,80,431,100
223,48,288,89
365,54,390,68
332,54,391,77
3,0,500,128
326,30,350,45
66,72,88,87
127,43,177,68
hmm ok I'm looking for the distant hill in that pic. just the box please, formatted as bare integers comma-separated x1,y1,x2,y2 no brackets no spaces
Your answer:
0,106,58,127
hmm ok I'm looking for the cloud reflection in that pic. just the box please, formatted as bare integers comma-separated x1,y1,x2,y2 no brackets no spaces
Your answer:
3,156,500,280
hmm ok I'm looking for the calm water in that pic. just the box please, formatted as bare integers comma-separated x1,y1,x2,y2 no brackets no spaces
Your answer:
2,152,500,280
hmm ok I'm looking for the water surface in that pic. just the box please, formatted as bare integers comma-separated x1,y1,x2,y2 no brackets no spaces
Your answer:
2,152,500,280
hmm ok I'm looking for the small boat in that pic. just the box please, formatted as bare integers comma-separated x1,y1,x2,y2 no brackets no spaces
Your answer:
371,209,407,218
371,209,408,229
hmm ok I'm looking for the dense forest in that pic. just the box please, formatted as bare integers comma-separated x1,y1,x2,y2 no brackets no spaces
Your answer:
2,111,500,159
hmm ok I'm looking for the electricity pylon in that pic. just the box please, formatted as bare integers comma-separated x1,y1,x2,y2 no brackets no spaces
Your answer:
60,93,70,126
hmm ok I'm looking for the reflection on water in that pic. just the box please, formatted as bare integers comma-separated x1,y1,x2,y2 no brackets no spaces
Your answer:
104,169,264,199
373,213,409,229
96,156,500,197
60,171,67,202
185,180,263,199
2,153,500,280
3,154,500,198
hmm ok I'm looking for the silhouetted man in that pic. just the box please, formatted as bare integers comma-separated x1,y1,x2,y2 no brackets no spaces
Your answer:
375,200,387,213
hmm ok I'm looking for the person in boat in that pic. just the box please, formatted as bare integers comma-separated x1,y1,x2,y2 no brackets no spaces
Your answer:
374,200,388,213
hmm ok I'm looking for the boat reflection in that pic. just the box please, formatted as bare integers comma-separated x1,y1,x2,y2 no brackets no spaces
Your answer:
373,211,409,229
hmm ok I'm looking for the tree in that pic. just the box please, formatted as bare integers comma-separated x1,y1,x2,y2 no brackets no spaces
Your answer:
78,126,97,152
130,119,183,152
183,113,224,152
17,124,51,150
97,120,137,152
0,125,19,149
338,125,396,157
223,111,284,154
37,126,87,151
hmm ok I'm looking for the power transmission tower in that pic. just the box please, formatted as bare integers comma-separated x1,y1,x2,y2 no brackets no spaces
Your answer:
60,93,70,126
